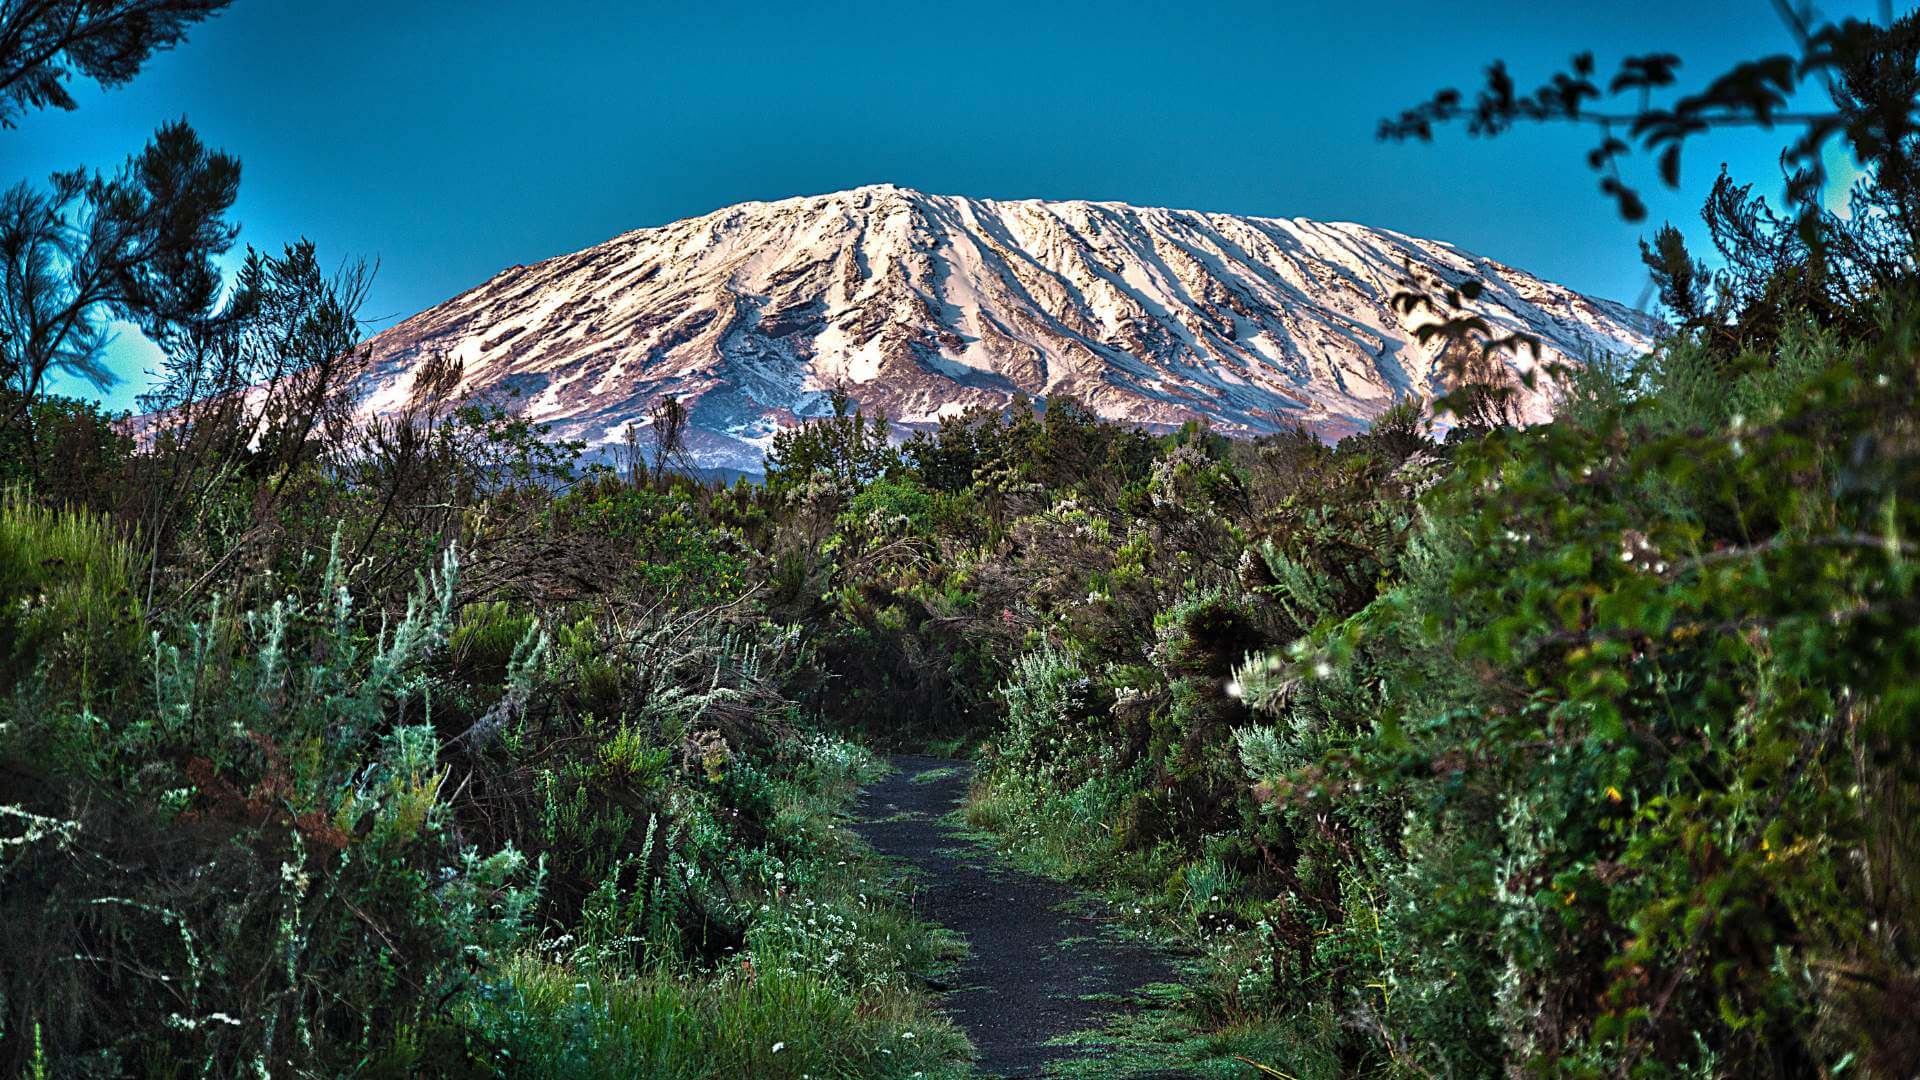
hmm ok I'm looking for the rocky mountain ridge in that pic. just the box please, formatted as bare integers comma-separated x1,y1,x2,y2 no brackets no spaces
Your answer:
356,184,1659,471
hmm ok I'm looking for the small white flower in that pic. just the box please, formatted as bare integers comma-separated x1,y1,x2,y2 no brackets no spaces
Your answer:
772,1042,786,1054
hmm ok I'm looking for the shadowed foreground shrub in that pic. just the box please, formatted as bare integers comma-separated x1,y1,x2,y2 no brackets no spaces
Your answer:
0,526,966,1077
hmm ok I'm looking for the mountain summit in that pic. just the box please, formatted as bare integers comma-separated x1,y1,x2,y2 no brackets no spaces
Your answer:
357,185,1657,471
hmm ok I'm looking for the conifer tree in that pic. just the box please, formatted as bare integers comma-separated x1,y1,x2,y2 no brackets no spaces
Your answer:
0,120,239,449
0,0,233,127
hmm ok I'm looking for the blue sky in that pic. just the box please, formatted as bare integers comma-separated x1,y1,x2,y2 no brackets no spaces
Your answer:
8,0,1886,410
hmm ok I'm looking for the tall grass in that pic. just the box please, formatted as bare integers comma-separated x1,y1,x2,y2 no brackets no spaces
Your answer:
453,958,965,1080
0,487,143,705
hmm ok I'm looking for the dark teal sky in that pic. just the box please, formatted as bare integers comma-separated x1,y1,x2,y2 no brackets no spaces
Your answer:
8,0,1884,410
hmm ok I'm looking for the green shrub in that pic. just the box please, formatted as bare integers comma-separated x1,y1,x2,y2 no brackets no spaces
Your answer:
545,478,751,605
1224,294,1920,1076
450,600,540,683
1,541,552,1076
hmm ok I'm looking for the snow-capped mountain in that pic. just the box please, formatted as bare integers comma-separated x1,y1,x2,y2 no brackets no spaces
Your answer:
357,184,1657,472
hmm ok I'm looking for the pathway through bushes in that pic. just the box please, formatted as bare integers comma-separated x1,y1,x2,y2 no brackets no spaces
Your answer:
853,755,1190,1078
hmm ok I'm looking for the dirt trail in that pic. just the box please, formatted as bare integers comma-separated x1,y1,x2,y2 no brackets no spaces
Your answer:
851,754,1188,1079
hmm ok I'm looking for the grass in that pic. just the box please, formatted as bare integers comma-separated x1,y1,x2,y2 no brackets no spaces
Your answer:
913,736,978,759
1037,986,1342,1080
446,957,970,1079
960,772,1163,888
0,486,144,706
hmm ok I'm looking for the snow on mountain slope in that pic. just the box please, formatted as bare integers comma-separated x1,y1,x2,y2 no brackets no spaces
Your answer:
357,184,1658,472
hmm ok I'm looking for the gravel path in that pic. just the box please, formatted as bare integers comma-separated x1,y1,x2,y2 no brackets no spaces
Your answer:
851,754,1188,1078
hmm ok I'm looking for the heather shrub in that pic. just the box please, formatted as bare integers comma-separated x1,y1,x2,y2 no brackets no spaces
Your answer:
543,477,750,605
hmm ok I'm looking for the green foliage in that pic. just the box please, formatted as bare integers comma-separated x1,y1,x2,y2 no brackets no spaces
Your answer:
0,539,546,1075
546,477,750,604
954,280,1920,1077
0,515,967,1075
763,390,897,496
12,13,1918,1073
0,393,131,509
451,600,540,683
1359,292,1919,1075
0,488,142,706
840,475,939,539
990,643,1111,787
453,957,965,1080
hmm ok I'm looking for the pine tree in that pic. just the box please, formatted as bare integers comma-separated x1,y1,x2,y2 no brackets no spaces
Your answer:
0,120,239,451
0,0,234,128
